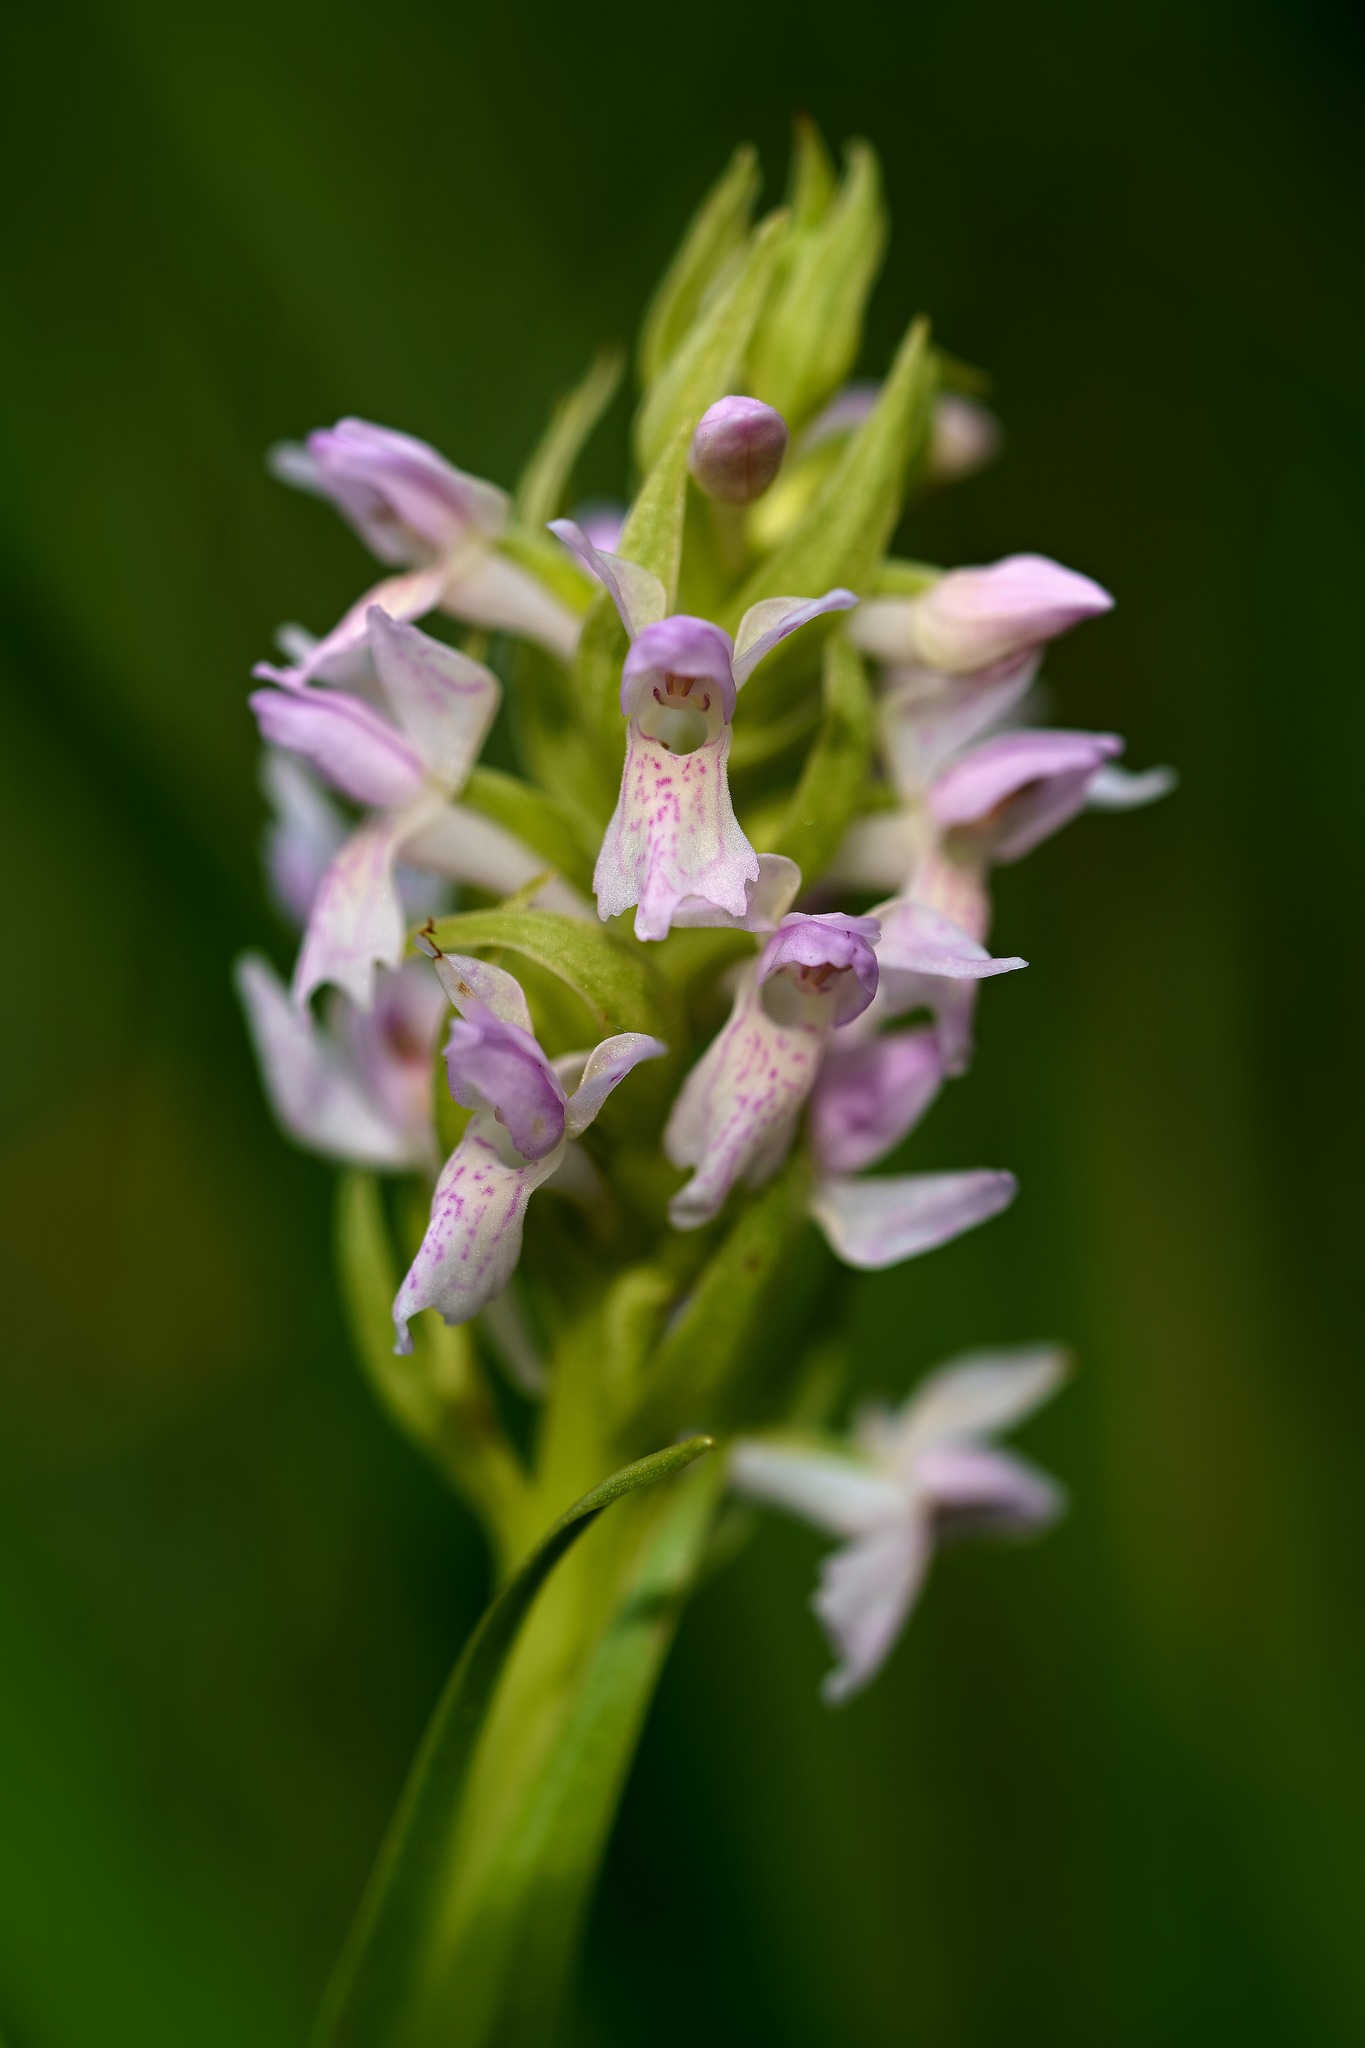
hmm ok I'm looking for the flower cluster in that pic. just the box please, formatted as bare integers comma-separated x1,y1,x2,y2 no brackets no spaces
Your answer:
236,133,1168,1702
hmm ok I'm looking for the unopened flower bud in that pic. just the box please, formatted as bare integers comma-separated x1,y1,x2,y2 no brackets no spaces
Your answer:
927,395,1002,484
689,396,789,505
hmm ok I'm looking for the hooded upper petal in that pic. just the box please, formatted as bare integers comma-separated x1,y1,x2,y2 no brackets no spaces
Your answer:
809,1168,1018,1269
621,615,738,723
758,913,882,1026
443,1008,567,1161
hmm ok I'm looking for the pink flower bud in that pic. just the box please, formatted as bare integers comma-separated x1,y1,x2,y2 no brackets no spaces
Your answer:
689,396,789,505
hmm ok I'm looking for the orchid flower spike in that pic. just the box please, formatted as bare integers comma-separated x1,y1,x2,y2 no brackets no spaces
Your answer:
235,955,445,1171
550,518,855,940
252,608,585,1010
267,418,579,679
731,1346,1068,1702
850,553,1113,676
393,942,666,1349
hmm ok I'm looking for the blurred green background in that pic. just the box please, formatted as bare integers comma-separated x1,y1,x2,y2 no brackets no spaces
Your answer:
1,0,1362,2040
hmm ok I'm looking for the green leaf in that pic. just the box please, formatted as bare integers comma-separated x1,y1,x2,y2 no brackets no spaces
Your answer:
464,1458,723,2047
768,636,875,882
514,347,624,530
460,766,598,893
422,907,671,1041
634,207,789,475
787,113,837,231
637,144,759,389
635,1160,815,1441
334,1173,527,1544
311,1435,715,2048
723,314,937,629
747,141,887,431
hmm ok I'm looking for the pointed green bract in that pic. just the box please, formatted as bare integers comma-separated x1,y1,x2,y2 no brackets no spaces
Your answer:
770,636,875,880
422,906,670,1041
310,1436,715,2048
634,208,789,475
460,766,598,893
637,145,760,389
747,141,887,431
724,314,936,630
515,347,624,531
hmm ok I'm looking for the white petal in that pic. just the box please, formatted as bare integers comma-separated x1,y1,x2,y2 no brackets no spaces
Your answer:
546,519,668,638
403,802,592,919
279,563,452,686
915,1441,1065,1533
664,970,824,1229
563,1032,668,1138
366,609,499,790
441,545,581,662
392,1114,563,1349
667,851,803,933
728,1439,903,1537
731,589,857,689
809,1168,1017,1269
595,724,758,943
292,809,422,1010
877,657,1038,797
846,596,920,663
1084,763,1178,810
814,1522,930,1704
888,1345,1069,1460
234,953,419,1168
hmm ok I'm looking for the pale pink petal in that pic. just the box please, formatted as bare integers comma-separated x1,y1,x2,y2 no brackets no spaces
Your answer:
366,609,499,790
293,810,423,1010
256,563,454,690
887,1345,1069,1459
916,1441,1065,1535
563,1033,668,1138
440,545,580,662
444,1010,567,1161
877,656,1038,796
277,419,507,562
809,1029,946,1175
547,519,668,637
815,1522,930,1704
926,394,1002,484
249,685,425,809
595,724,759,942
758,912,882,1026
234,953,423,1169
728,1440,903,1537
392,1115,562,1349
1085,762,1178,810
668,852,803,933
809,1168,1018,1269
731,589,857,688
930,729,1123,863
417,944,535,1033
869,897,1026,1073
402,802,592,919
260,749,347,927
911,554,1114,673
799,381,880,451
342,960,445,1156
665,971,824,1228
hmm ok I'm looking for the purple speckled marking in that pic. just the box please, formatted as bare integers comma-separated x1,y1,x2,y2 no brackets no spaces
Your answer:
594,724,758,941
